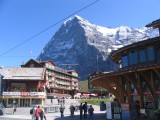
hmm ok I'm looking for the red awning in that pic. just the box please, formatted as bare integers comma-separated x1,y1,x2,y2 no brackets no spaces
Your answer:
83,94,89,96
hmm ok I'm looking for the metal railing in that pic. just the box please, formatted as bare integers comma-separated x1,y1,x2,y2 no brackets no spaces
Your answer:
44,106,59,113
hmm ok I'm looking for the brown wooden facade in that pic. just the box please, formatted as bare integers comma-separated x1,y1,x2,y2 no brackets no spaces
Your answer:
88,70,109,97
90,19,160,118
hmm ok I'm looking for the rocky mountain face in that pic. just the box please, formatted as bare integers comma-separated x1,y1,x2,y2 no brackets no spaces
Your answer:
37,15,158,80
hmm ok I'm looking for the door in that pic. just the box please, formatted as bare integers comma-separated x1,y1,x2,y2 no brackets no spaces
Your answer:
20,99,30,107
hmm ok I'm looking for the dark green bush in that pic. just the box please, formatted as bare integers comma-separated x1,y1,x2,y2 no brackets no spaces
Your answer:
79,98,113,106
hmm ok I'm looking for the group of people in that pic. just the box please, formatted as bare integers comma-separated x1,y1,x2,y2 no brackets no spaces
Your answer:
79,102,94,120
59,102,94,120
59,103,77,118
30,105,46,120
29,100,94,120
57,98,65,105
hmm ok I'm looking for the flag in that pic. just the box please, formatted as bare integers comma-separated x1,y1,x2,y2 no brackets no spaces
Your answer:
46,82,50,89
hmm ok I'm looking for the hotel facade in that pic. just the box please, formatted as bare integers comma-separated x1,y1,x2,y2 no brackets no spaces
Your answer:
0,59,79,107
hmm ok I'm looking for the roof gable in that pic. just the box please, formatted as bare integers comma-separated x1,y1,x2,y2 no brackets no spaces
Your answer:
21,59,43,67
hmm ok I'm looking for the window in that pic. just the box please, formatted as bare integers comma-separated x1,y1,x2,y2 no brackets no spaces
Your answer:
147,47,154,61
139,49,146,63
122,55,128,67
129,52,138,65
157,48,160,61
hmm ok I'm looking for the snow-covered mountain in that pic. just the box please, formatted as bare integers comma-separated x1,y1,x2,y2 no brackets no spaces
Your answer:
37,15,158,80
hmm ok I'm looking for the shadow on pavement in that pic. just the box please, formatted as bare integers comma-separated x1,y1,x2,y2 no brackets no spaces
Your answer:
54,113,106,120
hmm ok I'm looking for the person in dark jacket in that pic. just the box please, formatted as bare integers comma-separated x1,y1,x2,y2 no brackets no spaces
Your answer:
79,103,83,119
59,104,65,117
83,102,88,119
88,105,94,120
69,103,75,117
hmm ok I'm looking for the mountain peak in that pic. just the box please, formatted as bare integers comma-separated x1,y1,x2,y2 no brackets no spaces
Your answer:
63,15,89,26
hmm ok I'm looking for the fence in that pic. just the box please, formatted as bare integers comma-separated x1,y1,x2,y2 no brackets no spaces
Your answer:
44,106,59,113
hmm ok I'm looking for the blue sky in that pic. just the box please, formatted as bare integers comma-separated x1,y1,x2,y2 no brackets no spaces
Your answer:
0,0,160,67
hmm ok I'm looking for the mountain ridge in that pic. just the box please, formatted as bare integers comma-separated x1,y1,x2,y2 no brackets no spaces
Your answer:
37,15,158,80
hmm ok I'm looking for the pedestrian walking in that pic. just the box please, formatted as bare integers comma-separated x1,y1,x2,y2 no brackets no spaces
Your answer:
30,106,36,120
69,103,75,117
88,105,94,120
51,98,53,105
42,106,47,120
62,98,65,105
12,99,17,114
35,105,40,120
57,98,60,105
83,102,88,119
59,104,65,117
59,99,62,105
39,106,45,120
79,103,83,119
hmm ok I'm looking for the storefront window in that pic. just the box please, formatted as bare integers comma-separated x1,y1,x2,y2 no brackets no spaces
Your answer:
31,99,42,106
139,49,146,63
129,52,138,65
8,99,13,105
122,55,128,67
8,98,18,105
147,47,155,61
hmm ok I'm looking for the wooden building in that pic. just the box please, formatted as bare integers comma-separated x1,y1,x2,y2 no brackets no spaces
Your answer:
90,19,160,118
0,67,46,107
22,59,79,98
0,59,79,107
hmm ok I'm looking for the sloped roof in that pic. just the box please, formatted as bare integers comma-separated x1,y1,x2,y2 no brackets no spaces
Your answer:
67,70,78,74
39,60,55,66
0,67,45,80
110,36,160,62
146,18,160,28
21,59,44,67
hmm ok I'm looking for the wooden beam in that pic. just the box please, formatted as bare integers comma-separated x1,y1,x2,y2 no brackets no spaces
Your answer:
122,73,140,95
126,79,131,103
153,68,160,78
137,71,154,95
118,77,125,103
137,73,144,108
91,79,121,103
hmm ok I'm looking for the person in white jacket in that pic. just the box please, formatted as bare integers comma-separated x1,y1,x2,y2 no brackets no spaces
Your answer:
32,106,37,120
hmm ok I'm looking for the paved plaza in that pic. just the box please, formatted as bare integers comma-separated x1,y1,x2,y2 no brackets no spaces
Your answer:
0,99,106,120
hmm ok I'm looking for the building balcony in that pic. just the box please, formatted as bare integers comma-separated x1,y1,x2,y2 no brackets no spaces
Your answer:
56,82,70,86
55,76,72,81
54,85,71,90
